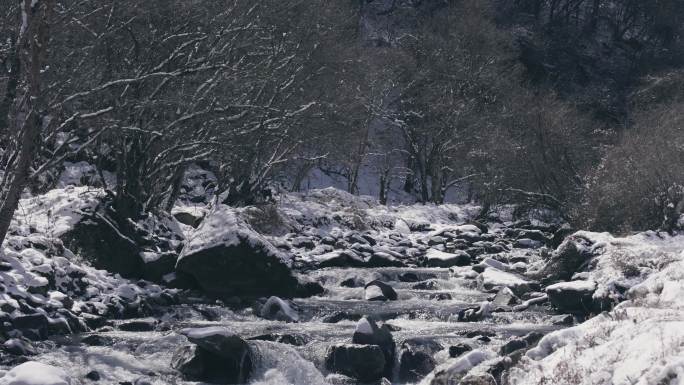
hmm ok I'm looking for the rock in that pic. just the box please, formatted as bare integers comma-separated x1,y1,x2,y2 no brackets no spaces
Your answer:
367,252,405,267
478,268,534,296
412,280,440,290
513,238,543,249
175,327,253,384
3,338,36,356
551,226,575,248
460,373,497,385
325,344,386,383
546,280,597,313
398,338,443,383
550,314,575,326
491,287,520,307
118,319,157,332
258,296,299,323
174,211,204,228
291,237,316,249
1,362,71,385
176,208,299,298
11,313,48,341
427,350,495,385
458,303,492,322
398,272,422,282
81,334,113,347
428,236,447,246
499,339,527,355
86,370,101,381
340,277,365,288
317,251,367,268
141,252,179,283
449,343,473,358
429,293,453,301
248,333,309,346
364,281,398,301
536,235,594,282
352,317,396,377
322,311,363,324
425,249,471,267
296,281,325,298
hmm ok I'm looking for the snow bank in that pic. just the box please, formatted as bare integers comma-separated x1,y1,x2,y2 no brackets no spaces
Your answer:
510,232,684,385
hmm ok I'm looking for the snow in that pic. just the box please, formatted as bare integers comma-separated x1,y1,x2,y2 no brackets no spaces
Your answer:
181,326,232,339
478,268,530,291
179,205,291,266
546,280,597,293
0,362,71,385
419,350,496,385
510,232,684,385
425,248,467,261
12,186,102,237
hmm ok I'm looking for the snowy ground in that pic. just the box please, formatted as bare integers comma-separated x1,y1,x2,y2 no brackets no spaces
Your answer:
509,232,684,385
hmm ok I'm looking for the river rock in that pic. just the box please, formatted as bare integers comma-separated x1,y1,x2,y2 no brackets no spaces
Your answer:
174,327,252,384
536,235,594,282
176,207,299,298
491,287,520,307
352,317,396,377
425,249,471,267
546,280,597,313
325,344,386,383
398,338,443,383
258,296,299,323
364,281,398,301
0,362,71,385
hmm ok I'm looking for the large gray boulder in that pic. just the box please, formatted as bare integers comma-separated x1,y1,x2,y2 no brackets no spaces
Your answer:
176,207,299,298
325,344,386,383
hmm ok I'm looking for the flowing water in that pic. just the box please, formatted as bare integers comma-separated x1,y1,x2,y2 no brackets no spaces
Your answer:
22,265,562,385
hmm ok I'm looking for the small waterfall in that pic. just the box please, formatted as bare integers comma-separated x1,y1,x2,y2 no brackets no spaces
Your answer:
249,340,330,385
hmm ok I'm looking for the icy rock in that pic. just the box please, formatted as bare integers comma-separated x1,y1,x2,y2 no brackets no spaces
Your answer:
491,287,520,307
325,344,386,383
316,251,366,268
425,350,496,385
0,362,71,385
258,296,299,323
536,235,594,282
176,207,298,298
364,280,398,301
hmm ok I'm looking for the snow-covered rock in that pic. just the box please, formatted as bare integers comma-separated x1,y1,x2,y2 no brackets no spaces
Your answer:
176,206,299,298
0,362,71,385
477,268,534,296
546,280,597,313
424,249,471,267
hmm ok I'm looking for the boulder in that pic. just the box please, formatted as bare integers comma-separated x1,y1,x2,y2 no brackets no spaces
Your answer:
0,362,71,385
546,280,596,313
457,302,492,322
176,207,299,298
425,249,471,268
174,327,252,384
352,317,396,377
367,252,405,267
491,287,520,307
325,344,386,383
258,296,299,323
478,268,535,296
398,338,443,383
11,313,48,341
448,343,473,358
174,211,205,228
536,235,594,282
316,251,367,268
364,281,398,301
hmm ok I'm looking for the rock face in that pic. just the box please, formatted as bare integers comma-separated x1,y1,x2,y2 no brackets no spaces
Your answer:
173,327,252,384
325,344,386,383
546,280,597,313
352,317,396,377
176,207,299,298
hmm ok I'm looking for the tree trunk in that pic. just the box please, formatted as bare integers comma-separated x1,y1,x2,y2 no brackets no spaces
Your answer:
0,0,52,246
